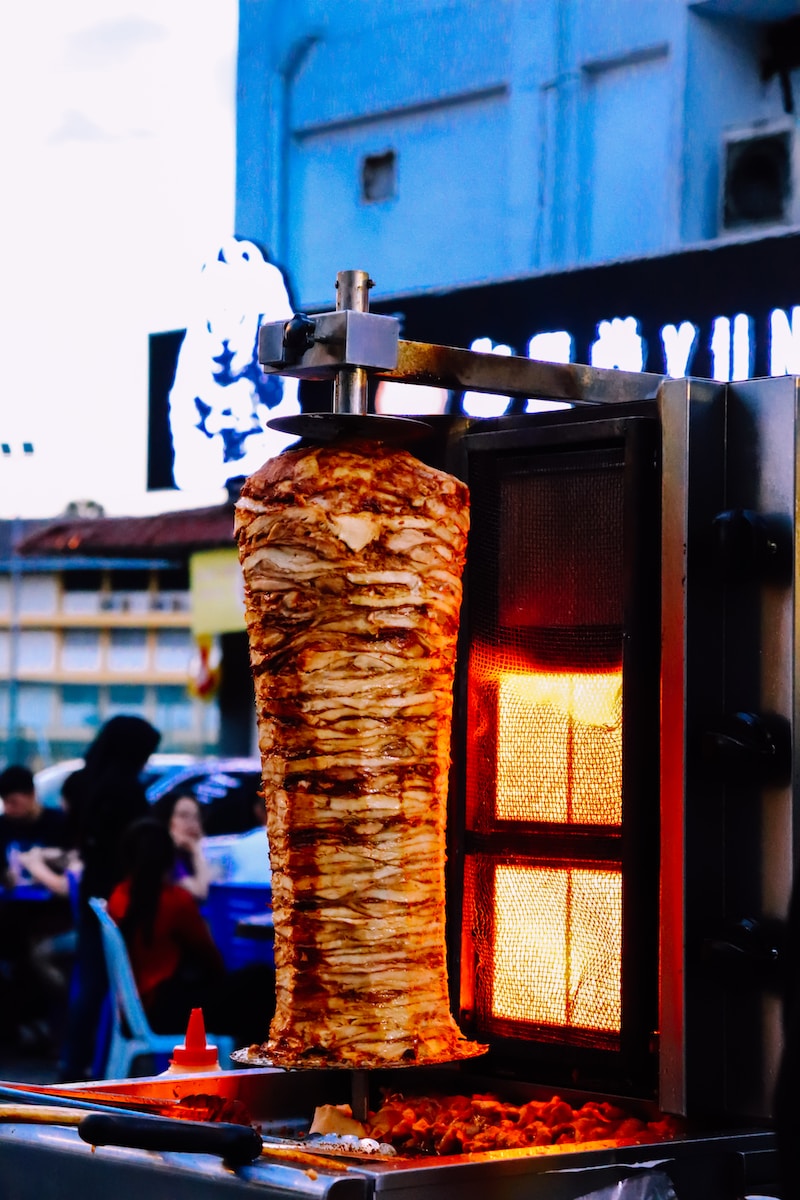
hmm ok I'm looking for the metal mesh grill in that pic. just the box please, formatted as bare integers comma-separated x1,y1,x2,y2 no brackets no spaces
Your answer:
495,448,625,633
466,857,623,1045
465,445,626,831
462,441,627,1047
477,665,622,825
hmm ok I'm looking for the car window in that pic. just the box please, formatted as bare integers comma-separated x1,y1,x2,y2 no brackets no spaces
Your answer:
150,768,262,837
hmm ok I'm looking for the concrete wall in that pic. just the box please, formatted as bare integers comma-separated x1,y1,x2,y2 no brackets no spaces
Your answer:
235,0,800,310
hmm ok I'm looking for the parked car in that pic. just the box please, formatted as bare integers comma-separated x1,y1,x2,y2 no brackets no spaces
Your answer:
33,753,268,887
149,758,271,964
34,753,199,810
30,752,269,981
145,756,269,886
145,756,262,835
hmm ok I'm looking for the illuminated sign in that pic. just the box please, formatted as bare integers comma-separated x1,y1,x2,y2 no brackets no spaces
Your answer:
446,306,800,419
149,233,800,445
364,234,800,422
368,232,800,416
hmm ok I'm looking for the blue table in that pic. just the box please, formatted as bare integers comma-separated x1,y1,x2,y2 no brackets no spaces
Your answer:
201,882,273,971
0,883,54,903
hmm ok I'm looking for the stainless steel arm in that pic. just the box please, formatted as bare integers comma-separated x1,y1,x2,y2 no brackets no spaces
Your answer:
258,270,664,407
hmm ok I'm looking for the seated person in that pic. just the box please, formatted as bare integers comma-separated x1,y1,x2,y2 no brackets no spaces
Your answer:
152,791,216,902
0,765,70,887
220,794,271,885
16,845,83,905
0,765,74,1054
15,846,83,1017
107,818,273,1047
200,790,272,886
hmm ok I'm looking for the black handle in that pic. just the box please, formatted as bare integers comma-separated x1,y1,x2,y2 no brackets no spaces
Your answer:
78,1112,262,1166
701,711,791,785
703,916,784,989
282,313,317,362
712,508,792,584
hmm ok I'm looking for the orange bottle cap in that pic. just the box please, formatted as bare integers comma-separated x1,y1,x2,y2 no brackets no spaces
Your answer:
170,1007,219,1068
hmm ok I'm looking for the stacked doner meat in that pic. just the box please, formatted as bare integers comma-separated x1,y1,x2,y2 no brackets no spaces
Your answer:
235,440,484,1068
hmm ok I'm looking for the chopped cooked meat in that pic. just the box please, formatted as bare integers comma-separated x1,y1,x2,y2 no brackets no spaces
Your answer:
235,440,483,1068
309,1104,367,1137
364,1091,683,1155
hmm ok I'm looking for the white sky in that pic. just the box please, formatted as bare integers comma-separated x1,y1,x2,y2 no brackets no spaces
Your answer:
0,0,239,518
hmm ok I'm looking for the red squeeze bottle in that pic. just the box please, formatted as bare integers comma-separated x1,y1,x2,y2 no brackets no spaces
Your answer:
163,1008,221,1074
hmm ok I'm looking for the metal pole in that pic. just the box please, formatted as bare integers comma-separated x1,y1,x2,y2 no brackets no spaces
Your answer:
6,516,22,765
333,270,372,415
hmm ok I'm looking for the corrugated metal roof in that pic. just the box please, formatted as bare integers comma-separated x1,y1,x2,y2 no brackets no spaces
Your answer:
15,504,236,559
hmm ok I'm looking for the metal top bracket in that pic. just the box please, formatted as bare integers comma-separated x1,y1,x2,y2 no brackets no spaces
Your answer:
258,269,665,410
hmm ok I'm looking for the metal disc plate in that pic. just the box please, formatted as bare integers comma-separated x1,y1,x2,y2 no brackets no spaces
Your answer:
230,1040,489,1070
267,413,432,444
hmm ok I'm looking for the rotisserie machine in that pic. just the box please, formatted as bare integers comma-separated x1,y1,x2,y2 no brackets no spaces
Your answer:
1,268,797,1200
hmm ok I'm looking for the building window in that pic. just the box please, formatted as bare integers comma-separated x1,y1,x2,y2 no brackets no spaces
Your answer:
61,684,100,730
361,149,397,203
63,570,102,592
154,684,194,733
18,683,56,729
107,568,151,614
18,630,57,673
154,628,192,672
62,628,102,671
18,575,59,615
62,570,103,615
156,567,189,591
108,684,147,720
108,629,148,672
153,566,190,612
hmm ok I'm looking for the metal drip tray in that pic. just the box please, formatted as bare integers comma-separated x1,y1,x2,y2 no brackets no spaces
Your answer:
0,1067,779,1200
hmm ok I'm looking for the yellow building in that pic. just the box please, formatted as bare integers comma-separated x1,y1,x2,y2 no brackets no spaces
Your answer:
0,504,250,766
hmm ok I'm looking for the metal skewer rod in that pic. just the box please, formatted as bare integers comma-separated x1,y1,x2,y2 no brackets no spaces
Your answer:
333,269,372,416
350,1069,370,1125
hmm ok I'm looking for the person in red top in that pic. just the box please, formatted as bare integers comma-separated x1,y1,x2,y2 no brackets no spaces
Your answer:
108,817,272,1043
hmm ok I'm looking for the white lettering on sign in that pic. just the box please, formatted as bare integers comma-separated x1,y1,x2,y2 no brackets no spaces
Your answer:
711,316,731,381
525,332,573,413
661,322,698,378
590,317,646,372
709,313,753,382
770,306,800,375
462,338,514,417
528,331,572,364
461,304,800,408
375,380,448,415
732,313,752,381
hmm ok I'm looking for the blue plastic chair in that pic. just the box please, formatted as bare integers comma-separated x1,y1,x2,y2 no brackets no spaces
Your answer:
88,898,235,1078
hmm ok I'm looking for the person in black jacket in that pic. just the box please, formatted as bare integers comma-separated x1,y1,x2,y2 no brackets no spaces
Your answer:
0,765,73,1053
58,714,161,1080
0,765,69,886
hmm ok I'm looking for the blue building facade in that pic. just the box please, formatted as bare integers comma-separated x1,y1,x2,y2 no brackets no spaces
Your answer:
234,1,800,381
235,1,797,299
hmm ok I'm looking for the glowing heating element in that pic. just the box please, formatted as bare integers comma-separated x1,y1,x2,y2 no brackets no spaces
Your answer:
495,669,623,825
492,864,622,1032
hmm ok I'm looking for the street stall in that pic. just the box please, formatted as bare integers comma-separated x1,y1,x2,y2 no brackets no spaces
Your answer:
0,270,792,1199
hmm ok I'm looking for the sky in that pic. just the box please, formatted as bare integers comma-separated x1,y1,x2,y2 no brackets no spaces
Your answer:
0,0,239,519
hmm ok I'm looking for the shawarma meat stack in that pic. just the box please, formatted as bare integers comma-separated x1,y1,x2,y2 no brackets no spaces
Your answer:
234,439,483,1067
